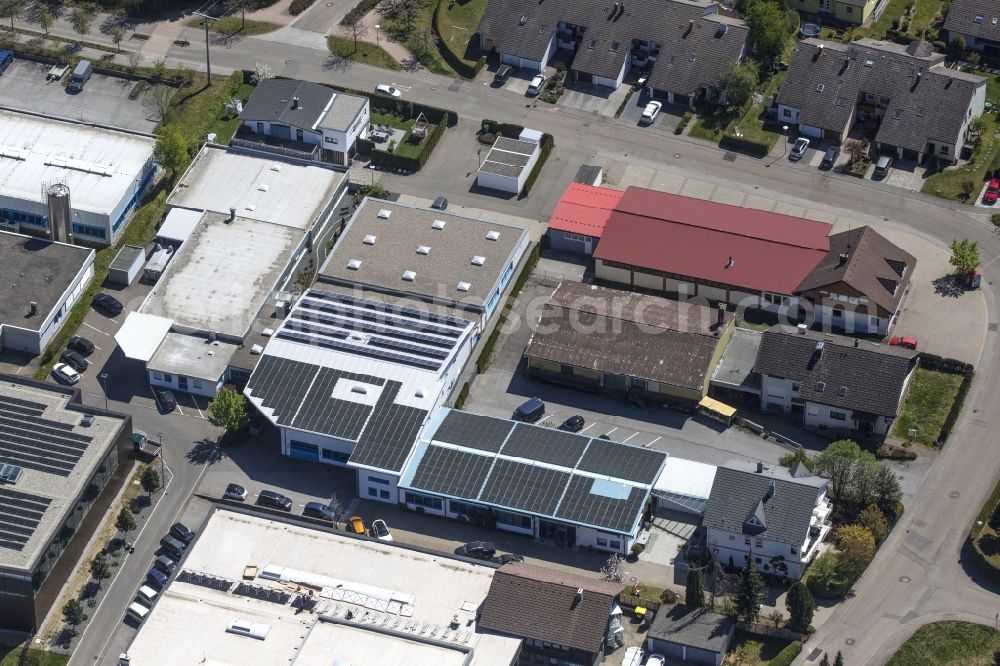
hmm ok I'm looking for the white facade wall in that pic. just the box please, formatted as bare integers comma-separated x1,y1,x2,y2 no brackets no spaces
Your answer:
476,170,520,193
762,373,894,435
576,526,632,554
281,426,355,465
358,470,398,503
596,260,632,285
812,302,887,335
777,105,800,125
707,528,810,579
594,57,629,89
148,370,221,398
633,270,662,291
0,259,94,355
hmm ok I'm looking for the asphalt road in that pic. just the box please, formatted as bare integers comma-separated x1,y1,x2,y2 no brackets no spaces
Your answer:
30,13,1000,666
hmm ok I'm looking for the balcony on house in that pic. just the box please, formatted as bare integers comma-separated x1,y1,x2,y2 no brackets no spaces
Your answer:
230,126,320,163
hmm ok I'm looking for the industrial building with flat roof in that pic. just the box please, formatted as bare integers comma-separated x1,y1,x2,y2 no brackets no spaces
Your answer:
0,231,94,355
121,147,349,397
122,509,522,666
0,109,155,244
0,376,133,631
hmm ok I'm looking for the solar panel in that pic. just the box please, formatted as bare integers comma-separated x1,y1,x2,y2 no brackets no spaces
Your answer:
301,298,463,339
409,445,494,498
0,428,88,476
431,410,512,453
0,395,46,414
577,438,667,485
556,475,647,533
274,330,442,371
347,381,429,472
0,488,51,551
245,356,318,426
479,459,569,516
0,414,92,443
501,424,589,467
292,368,376,440
306,290,472,329
0,464,22,484
292,309,458,349
282,319,351,340
367,336,450,360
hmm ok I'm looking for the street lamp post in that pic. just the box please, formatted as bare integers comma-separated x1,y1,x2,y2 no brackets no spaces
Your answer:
782,125,789,157
157,432,165,483
375,24,380,47
194,4,220,86
100,373,109,411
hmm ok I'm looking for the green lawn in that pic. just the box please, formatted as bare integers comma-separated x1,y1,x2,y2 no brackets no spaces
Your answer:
186,16,281,36
887,621,1000,665
328,36,403,71
689,72,784,149
437,0,488,67
381,0,453,75
622,583,664,604
0,645,69,666
892,368,963,446
724,635,794,665
166,75,255,148
368,110,431,158
922,113,1000,201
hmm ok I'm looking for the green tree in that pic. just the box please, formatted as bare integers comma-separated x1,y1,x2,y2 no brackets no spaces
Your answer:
37,6,52,37
820,655,830,666
744,0,788,65
62,599,86,629
208,387,251,432
835,524,875,582
950,34,966,58
229,69,244,96
140,465,160,496
857,504,888,543
735,562,763,623
71,6,92,39
116,506,136,535
110,25,124,52
949,239,980,274
785,581,815,632
814,439,874,505
720,60,759,108
685,568,705,608
874,465,902,517
154,125,188,176
152,59,167,80
90,552,111,587
834,651,844,666
779,447,813,471
0,0,26,33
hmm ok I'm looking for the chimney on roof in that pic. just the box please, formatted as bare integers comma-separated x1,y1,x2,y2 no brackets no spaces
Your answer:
292,96,300,109
27,301,37,317
854,337,860,347
685,19,694,36
797,323,808,334
756,461,764,473
228,207,236,223
716,302,725,328
838,251,850,266
725,256,734,268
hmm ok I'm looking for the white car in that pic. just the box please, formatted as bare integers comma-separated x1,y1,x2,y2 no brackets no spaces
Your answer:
527,74,546,95
375,84,401,98
52,362,80,385
790,137,810,161
621,646,644,666
370,519,393,542
646,656,666,666
640,100,662,125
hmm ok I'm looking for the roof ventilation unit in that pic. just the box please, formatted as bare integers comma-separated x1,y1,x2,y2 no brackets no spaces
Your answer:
457,281,471,292
432,219,446,230
80,414,95,427
351,385,368,395
471,255,486,266
797,323,808,334
270,163,282,172
363,234,377,245
402,270,417,281
377,209,392,219
257,184,269,192
347,259,362,270
486,230,500,241
417,245,431,255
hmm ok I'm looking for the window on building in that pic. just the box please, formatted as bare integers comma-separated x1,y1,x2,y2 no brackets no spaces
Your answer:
368,487,378,497
846,6,852,12
405,492,443,511
325,136,339,144
610,540,621,550
598,538,608,547
321,449,350,464
152,372,163,381
755,538,763,548
782,108,792,118
729,534,735,540
380,490,390,500
161,373,173,383
368,476,390,486
495,510,532,529
792,382,800,392
755,557,762,563
830,411,847,421
193,379,203,390
631,378,647,391
940,145,949,155
744,537,751,545
791,546,799,555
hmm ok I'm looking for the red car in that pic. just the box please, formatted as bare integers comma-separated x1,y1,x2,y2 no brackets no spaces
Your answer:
984,178,1000,205
889,336,918,350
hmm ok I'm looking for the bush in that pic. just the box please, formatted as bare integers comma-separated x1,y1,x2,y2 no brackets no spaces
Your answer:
482,119,526,138
290,0,317,14
659,588,678,604
720,133,771,157
521,133,554,197
631,542,646,557
770,641,803,666
675,110,693,135
128,79,147,100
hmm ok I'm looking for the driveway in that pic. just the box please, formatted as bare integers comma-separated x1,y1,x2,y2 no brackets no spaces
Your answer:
0,58,158,132
557,80,627,117
883,159,927,191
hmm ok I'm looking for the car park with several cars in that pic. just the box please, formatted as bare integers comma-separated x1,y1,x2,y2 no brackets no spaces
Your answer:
59,349,89,372
52,363,80,385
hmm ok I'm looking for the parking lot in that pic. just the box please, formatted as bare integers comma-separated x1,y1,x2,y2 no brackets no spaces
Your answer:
0,58,158,132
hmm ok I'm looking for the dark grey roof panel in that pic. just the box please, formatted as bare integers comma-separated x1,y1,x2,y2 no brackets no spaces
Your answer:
501,424,588,468
577,438,666,485
346,381,429,473
479,459,570,515
409,445,495,497
245,356,317,426
556,475,647,532
431,409,513,452
0,488,51,552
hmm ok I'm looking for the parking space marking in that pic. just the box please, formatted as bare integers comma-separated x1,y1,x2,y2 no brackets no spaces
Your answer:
622,432,639,443
579,423,596,433
83,321,112,336
189,394,204,419
646,436,661,448
603,426,618,436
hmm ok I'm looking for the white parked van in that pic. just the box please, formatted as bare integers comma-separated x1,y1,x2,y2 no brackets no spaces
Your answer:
126,601,149,623
136,585,158,605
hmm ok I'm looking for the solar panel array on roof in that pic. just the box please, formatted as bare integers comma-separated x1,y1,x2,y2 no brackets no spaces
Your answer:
305,289,470,329
0,488,51,551
501,424,588,467
0,397,93,477
480,459,569,516
578,438,666,485
556,476,647,531
346,382,428,472
431,409,512,452
245,356,317,425
409,446,494,497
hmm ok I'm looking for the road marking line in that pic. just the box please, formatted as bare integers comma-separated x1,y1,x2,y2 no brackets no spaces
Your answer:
579,423,595,433
648,436,661,447
622,432,639,443
176,404,184,416
83,322,111,336
93,344,102,351
191,395,204,419
604,426,618,435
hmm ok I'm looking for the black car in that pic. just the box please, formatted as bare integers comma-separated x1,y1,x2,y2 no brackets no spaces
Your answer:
155,389,177,413
67,335,95,356
59,349,89,373
558,415,585,432
159,535,186,559
820,146,840,169
493,64,514,85
92,293,123,317
257,489,293,512
170,522,195,545
496,553,524,565
431,195,448,210
459,541,496,560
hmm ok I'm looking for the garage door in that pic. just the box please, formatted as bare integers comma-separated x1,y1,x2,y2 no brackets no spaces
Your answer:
800,124,823,139
686,646,719,665
501,53,520,67
270,123,292,140
578,71,593,83
649,639,684,658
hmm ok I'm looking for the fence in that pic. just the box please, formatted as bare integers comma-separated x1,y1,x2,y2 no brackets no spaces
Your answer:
739,621,805,642
229,137,320,162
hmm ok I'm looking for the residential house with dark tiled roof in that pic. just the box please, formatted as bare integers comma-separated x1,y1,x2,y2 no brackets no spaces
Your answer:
479,562,622,666
776,38,986,163
795,225,916,336
236,78,370,166
753,325,918,436
703,460,832,580
943,0,1000,57
476,0,750,99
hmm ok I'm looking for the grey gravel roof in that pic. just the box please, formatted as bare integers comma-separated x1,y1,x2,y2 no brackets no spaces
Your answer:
777,38,984,152
753,325,917,417
319,93,368,132
646,15,751,97
944,0,1000,45
647,604,735,653
703,460,826,548
477,0,744,83
238,79,334,129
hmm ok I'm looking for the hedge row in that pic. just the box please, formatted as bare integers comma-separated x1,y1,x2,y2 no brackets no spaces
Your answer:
358,117,448,171
341,0,381,26
770,641,803,666
918,353,975,445
884,28,919,46
476,243,541,372
719,133,770,157
969,474,1000,582
482,119,525,139
521,133,554,197
290,0,318,15
432,0,486,78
